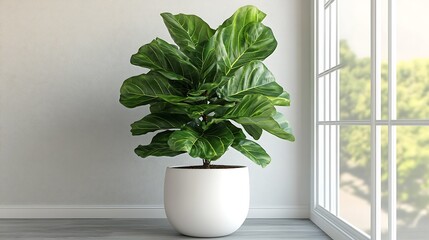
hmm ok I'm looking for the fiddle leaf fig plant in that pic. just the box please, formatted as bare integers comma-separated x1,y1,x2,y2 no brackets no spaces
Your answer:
120,5,295,168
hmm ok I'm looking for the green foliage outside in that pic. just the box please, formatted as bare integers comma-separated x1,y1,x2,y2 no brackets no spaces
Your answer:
339,40,429,226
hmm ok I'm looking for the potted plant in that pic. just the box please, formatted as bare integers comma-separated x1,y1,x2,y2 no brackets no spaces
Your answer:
119,5,295,237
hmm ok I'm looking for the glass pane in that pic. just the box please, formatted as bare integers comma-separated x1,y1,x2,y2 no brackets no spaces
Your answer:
325,74,331,122
325,5,330,72
318,72,339,122
339,125,371,235
318,125,325,208
339,0,371,120
330,71,339,122
397,0,429,119
380,0,389,120
318,124,339,213
329,124,339,214
326,3,338,70
318,1,338,74
339,64,371,120
318,0,326,74
397,126,429,239
325,125,330,207
318,76,325,122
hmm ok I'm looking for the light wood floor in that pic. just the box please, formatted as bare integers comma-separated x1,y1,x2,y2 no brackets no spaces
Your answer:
0,218,331,239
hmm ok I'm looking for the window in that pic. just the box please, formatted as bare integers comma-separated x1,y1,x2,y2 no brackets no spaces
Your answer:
312,0,429,239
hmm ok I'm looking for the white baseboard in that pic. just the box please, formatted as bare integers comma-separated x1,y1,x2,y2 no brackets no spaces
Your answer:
0,205,309,219
248,206,309,218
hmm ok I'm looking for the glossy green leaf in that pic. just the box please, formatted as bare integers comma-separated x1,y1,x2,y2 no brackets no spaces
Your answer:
220,95,274,118
220,5,266,29
120,71,212,108
135,131,185,158
236,111,295,141
224,121,246,142
168,123,234,160
224,121,270,167
119,72,183,108
130,38,199,82
183,104,222,117
242,124,263,140
232,139,271,167
150,102,185,115
199,76,231,94
199,6,267,82
215,22,277,76
187,89,206,96
160,94,207,104
268,112,295,141
217,61,283,100
161,13,215,53
267,91,290,106
199,37,218,82
150,102,222,119
221,95,295,141
131,113,191,135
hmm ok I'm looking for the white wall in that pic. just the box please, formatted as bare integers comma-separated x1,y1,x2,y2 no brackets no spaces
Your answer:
0,0,311,218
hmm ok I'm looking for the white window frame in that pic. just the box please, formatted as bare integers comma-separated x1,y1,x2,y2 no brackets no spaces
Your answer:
310,0,429,239
311,1,372,239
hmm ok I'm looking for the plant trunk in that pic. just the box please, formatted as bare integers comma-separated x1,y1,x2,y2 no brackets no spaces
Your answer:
201,111,211,169
203,159,211,169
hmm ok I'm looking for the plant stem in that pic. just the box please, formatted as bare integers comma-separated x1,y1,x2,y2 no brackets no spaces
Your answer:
201,94,210,169
203,159,211,168
202,114,208,123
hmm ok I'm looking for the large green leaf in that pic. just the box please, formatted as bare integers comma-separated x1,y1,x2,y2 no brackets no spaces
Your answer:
224,121,270,167
135,131,185,158
150,102,222,119
120,72,210,108
220,95,274,118
215,22,277,76
268,112,295,141
150,102,184,114
159,94,207,104
199,37,218,83
131,113,191,135
161,13,215,53
220,5,266,29
232,139,271,167
168,123,234,160
224,121,246,142
242,124,263,140
217,61,283,101
220,95,295,141
119,72,183,108
130,38,199,83
199,6,267,82
236,111,295,141
267,91,290,106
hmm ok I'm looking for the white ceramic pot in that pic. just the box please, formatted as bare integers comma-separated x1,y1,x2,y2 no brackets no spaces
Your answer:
164,166,249,238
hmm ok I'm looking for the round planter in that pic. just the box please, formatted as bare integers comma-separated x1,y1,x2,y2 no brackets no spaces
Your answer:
164,165,249,238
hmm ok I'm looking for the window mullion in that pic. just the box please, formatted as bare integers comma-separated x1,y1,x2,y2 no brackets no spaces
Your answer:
371,0,382,239
327,4,332,207
388,0,397,239
335,0,339,212
326,4,331,208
